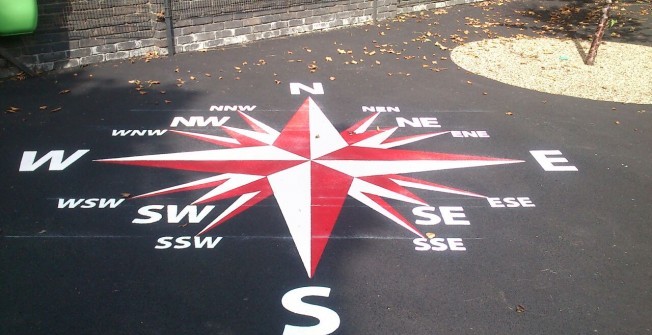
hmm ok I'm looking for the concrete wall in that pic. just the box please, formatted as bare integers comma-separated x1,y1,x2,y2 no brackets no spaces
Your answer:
0,0,481,77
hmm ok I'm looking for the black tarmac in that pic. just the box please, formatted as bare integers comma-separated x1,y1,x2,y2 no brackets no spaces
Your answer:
1,1,651,334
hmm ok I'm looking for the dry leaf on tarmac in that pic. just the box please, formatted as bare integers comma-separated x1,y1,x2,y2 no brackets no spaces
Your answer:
6,106,21,113
59,89,71,94
329,76,336,81
121,193,132,198
274,79,282,84
50,107,62,113
39,106,48,110
515,305,526,313
325,56,333,61
425,232,436,239
506,111,514,116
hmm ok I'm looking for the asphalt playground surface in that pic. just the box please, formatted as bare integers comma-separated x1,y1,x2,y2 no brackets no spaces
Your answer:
1,1,651,334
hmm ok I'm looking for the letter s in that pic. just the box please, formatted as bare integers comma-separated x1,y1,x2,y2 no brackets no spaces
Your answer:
282,286,340,335
132,205,164,224
154,237,173,249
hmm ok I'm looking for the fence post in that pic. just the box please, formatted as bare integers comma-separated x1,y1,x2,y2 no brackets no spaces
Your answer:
372,0,378,24
164,0,175,55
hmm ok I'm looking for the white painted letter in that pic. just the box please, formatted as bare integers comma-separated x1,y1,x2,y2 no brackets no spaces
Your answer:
19,150,90,171
132,205,164,224
412,206,442,225
530,150,578,171
440,206,470,225
290,82,324,95
155,237,173,249
282,286,340,335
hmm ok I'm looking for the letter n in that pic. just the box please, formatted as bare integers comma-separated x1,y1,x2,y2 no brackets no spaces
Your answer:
290,82,324,95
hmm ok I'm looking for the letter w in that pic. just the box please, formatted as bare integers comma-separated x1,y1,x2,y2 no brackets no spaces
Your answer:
19,150,90,171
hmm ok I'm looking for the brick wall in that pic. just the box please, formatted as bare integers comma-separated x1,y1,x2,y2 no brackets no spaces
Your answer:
0,0,482,77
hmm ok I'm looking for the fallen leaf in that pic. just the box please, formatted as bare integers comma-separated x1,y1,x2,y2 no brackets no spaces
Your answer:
59,89,71,94
425,232,436,239
614,120,621,125
174,68,179,73
329,76,336,81
274,79,282,84
467,80,473,85
39,106,48,110
205,73,211,77
337,49,346,54
121,193,132,198
375,60,381,65
38,230,47,234
164,100,172,104
325,56,333,61
50,107,62,113
515,305,526,313
506,111,514,116
190,76,196,80
6,106,21,113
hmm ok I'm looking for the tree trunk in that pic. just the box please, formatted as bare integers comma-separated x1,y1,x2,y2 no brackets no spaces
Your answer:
585,0,612,65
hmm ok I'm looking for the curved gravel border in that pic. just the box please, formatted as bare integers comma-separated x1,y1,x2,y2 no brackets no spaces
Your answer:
451,37,652,105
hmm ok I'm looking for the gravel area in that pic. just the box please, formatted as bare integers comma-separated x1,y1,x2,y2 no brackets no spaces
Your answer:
451,36,652,104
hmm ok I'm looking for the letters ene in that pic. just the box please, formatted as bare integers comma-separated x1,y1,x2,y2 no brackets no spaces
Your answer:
282,286,340,335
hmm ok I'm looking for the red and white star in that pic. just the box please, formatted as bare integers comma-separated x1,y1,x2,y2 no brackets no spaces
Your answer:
99,97,522,277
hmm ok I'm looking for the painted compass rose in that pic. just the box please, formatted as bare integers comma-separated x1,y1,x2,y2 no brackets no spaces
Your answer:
99,97,523,277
